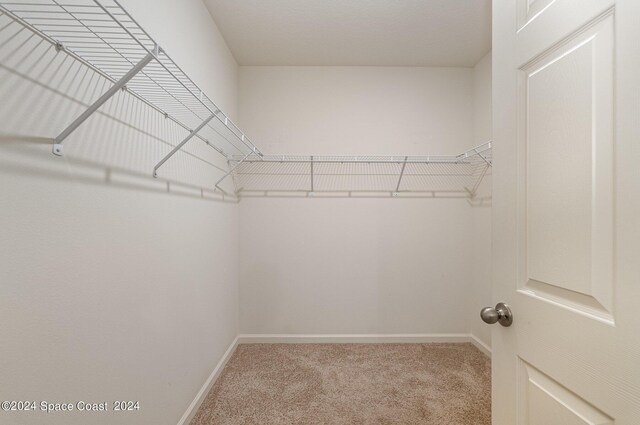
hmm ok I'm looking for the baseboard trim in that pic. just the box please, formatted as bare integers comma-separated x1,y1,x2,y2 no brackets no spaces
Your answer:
237,333,472,344
469,334,492,357
177,336,239,425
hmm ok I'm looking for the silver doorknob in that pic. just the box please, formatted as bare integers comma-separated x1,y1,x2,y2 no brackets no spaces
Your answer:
480,302,513,327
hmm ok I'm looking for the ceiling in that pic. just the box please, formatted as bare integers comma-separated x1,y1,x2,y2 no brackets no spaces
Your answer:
202,0,491,67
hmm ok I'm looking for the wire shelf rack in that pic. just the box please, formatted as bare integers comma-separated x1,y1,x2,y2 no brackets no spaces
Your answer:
229,142,492,198
0,0,261,164
0,0,492,199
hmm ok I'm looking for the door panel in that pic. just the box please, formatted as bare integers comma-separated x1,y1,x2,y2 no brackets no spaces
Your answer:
519,360,614,425
517,0,556,31
519,14,614,322
516,0,613,65
493,0,640,423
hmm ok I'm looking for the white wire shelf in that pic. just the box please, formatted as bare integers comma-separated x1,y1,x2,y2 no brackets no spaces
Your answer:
229,142,492,198
0,0,261,164
0,0,492,199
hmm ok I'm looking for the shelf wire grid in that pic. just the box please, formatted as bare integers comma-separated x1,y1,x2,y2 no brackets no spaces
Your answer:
0,0,261,159
0,1,492,198
229,143,492,197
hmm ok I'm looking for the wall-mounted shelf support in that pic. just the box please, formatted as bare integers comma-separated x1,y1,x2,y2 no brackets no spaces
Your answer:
0,0,262,160
228,142,492,197
459,142,492,166
214,150,255,192
153,113,217,178
310,155,314,192
469,161,490,195
0,1,492,200
52,45,158,156
395,156,408,192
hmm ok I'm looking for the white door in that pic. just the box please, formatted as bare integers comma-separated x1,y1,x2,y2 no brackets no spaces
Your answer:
491,0,640,423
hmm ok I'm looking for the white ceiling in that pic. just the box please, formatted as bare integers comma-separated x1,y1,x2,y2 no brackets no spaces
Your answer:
202,0,491,67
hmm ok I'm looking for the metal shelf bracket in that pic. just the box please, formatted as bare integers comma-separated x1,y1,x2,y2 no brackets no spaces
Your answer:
227,142,492,197
310,155,314,192
395,156,408,192
152,113,217,178
215,151,255,192
51,44,159,156
0,1,492,199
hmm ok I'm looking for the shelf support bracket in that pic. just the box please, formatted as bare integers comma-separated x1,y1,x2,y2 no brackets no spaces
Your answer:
395,156,408,192
310,155,314,192
477,151,491,166
52,46,158,156
470,162,490,196
214,150,254,193
152,113,217,177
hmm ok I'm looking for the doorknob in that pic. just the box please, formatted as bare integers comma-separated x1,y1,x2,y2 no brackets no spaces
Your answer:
480,302,513,327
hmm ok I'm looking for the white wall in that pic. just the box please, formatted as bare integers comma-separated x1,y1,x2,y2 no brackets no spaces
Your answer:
0,1,239,424
470,52,493,349
237,67,477,335
238,67,473,155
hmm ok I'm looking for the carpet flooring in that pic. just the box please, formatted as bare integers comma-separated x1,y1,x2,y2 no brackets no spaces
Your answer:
190,343,491,425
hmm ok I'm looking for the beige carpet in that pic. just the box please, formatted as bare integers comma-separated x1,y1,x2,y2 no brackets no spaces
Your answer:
190,343,490,425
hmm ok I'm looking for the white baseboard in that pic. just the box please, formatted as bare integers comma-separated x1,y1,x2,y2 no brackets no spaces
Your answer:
177,336,239,425
469,334,492,357
238,333,472,344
